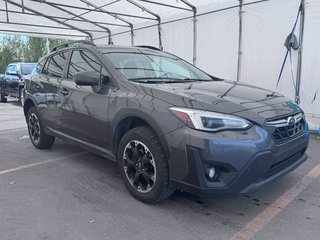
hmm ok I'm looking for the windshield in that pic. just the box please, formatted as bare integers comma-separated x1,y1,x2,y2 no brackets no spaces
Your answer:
103,51,212,83
21,64,36,75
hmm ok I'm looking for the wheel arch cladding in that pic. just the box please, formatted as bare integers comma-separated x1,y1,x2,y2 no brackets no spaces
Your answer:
112,112,171,161
23,99,35,118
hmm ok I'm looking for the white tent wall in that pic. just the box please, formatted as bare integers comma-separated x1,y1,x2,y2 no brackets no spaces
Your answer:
111,33,132,46
300,0,320,130
161,19,193,64
133,26,159,48
196,6,239,80
240,0,301,102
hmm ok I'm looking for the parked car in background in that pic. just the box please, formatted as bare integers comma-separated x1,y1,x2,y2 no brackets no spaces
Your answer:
0,62,36,105
24,41,309,203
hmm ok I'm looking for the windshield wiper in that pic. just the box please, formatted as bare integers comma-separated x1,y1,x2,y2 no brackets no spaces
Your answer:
129,77,186,83
183,78,213,82
129,77,212,83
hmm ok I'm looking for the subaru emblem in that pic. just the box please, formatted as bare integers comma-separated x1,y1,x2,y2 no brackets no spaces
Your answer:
287,116,296,127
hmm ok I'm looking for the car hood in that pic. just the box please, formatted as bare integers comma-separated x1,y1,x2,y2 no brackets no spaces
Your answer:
140,80,301,123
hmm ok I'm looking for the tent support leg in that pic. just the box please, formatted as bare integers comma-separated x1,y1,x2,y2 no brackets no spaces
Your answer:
180,0,197,65
131,25,134,46
237,0,244,82
5,0,9,22
158,23,162,50
192,13,197,66
295,0,305,104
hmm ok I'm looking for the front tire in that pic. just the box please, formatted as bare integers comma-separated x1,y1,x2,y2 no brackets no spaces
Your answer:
27,107,55,149
117,126,174,203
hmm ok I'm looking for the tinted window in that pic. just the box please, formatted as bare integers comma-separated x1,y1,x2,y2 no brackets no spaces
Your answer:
6,65,17,73
21,64,36,75
68,50,111,86
43,51,68,78
68,50,102,79
104,52,211,81
35,59,46,74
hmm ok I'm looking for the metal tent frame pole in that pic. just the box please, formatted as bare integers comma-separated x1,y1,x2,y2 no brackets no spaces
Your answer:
136,0,197,64
61,0,121,23
237,0,244,82
80,0,135,45
137,0,193,12
42,2,113,44
0,21,110,33
0,9,129,28
126,0,162,49
0,29,87,38
4,0,9,22
6,0,93,40
30,0,157,21
295,0,305,104
181,0,197,65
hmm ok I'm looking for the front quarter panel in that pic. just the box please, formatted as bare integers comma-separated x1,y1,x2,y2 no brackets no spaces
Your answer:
110,86,184,157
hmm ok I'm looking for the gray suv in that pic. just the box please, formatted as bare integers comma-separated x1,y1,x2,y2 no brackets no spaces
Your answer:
24,41,309,203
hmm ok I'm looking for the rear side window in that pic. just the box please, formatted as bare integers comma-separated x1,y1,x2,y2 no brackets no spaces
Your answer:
35,59,46,74
43,51,68,78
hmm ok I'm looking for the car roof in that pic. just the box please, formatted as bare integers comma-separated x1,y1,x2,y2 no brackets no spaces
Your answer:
47,42,176,61
97,45,176,58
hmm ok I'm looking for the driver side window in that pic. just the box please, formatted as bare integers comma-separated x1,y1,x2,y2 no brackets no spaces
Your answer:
68,50,111,86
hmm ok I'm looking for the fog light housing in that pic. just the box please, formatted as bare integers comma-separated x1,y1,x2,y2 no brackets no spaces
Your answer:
206,167,216,180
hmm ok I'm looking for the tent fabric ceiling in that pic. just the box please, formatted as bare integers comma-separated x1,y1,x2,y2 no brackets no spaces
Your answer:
0,0,233,40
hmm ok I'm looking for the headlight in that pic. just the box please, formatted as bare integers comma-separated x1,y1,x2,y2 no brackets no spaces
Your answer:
169,107,252,132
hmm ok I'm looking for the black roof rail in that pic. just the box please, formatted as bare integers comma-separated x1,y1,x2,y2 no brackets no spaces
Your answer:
135,45,161,51
50,40,96,53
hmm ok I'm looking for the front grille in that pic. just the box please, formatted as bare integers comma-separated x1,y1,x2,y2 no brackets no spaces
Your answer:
265,112,305,144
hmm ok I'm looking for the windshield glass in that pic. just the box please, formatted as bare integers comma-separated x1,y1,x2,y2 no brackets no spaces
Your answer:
103,51,212,82
21,64,36,75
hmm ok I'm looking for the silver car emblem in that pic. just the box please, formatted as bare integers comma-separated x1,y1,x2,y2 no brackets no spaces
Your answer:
287,116,296,127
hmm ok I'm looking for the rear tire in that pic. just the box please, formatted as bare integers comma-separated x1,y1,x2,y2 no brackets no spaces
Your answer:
27,107,55,149
0,90,7,103
117,126,174,203
19,87,25,106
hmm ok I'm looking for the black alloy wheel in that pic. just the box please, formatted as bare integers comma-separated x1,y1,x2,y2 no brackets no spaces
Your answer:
118,126,174,203
123,140,156,193
27,107,55,149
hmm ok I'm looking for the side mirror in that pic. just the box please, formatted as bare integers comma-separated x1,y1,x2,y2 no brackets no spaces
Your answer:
75,71,99,86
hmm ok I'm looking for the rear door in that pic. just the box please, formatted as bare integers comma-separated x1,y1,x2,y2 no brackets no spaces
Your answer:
38,51,69,131
58,49,115,149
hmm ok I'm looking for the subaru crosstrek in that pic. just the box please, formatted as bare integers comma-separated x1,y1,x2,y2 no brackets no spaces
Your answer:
24,41,309,203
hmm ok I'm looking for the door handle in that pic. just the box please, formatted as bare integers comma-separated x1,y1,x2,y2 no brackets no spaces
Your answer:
60,88,69,96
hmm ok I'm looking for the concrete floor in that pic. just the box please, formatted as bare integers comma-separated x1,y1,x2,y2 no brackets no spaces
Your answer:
0,99,319,240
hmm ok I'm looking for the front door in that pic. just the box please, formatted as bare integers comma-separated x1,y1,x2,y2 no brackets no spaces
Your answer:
59,49,114,150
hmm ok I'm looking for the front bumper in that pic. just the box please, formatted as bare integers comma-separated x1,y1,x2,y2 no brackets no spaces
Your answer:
166,124,309,196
